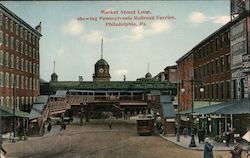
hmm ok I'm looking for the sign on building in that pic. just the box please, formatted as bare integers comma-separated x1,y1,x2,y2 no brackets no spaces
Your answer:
230,18,247,71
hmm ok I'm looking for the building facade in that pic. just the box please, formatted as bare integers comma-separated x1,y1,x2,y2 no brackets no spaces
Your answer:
193,22,231,104
176,51,194,111
0,4,42,112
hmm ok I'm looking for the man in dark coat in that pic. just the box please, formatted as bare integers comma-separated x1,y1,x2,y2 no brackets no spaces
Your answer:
204,137,214,158
230,139,243,158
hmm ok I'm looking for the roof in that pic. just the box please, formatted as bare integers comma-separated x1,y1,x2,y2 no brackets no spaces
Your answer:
181,100,250,115
35,95,49,104
49,81,176,91
0,4,42,37
0,105,29,118
213,100,250,115
28,109,42,120
95,59,109,66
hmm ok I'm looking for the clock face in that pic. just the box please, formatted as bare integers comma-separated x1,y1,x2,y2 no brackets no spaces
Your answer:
99,68,104,73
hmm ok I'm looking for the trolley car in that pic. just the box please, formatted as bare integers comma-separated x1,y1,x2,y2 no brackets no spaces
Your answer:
136,117,154,136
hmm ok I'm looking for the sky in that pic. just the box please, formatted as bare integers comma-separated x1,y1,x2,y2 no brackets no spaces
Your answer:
2,1,230,82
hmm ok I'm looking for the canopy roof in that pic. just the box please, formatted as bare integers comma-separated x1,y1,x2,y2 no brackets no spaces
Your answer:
182,100,250,115
0,105,29,118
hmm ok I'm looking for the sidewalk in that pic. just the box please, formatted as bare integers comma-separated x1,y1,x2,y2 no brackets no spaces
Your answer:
160,134,249,151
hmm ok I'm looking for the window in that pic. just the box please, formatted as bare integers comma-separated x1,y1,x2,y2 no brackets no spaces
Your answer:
10,21,13,32
16,39,19,52
241,79,244,99
16,24,19,35
25,30,27,40
0,14,2,26
5,17,8,30
20,27,23,38
16,56,19,70
5,52,9,67
25,60,28,72
226,81,230,99
211,84,214,99
0,31,2,45
202,65,206,76
28,33,31,43
210,41,214,53
16,75,19,88
37,79,39,90
21,76,24,89
225,31,230,45
210,61,214,75
21,58,24,71
11,36,14,49
29,61,32,73
29,77,32,89
32,35,35,45
0,72,3,87
216,83,219,99
215,59,219,74
207,85,210,99
36,38,39,47
25,77,28,89
220,57,224,73
21,42,23,54
10,54,14,68
29,46,32,57
226,55,230,71
206,63,210,76
33,48,35,59
25,44,28,55
5,72,9,88
220,35,224,48
220,82,224,99
5,34,9,47
10,73,14,88
233,80,237,99
0,51,3,65
215,38,219,50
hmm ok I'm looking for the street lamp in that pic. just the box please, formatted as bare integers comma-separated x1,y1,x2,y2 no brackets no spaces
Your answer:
189,79,196,147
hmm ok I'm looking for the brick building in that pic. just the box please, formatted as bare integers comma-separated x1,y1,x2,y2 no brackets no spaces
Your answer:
193,21,231,104
0,4,42,112
176,51,194,111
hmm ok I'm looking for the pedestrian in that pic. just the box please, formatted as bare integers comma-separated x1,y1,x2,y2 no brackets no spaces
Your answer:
226,130,231,147
183,128,188,138
204,137,214,158
109,121,112,130
230,138,243,158
198,128,202,143
47,121,52,132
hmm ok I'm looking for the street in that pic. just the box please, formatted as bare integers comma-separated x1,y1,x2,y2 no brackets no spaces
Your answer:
3,119,236,158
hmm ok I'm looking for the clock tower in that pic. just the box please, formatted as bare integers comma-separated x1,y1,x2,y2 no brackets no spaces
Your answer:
93,39,111,82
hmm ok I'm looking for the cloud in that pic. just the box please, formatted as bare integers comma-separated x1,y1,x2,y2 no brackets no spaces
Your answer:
61,20,84,36
130,21,171,41
188,11,230,25
209,16,230,25
188,12,206,24
84,30,104,44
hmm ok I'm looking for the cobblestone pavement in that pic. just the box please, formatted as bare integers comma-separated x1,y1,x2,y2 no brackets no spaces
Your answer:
3,119,246,158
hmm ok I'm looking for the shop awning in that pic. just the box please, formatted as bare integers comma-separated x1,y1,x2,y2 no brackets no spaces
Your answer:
213,100,250,115
0,105,29,118
194,102,234,115
185,100,250,115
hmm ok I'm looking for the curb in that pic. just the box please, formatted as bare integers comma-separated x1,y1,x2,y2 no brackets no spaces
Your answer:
159,135,236,151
